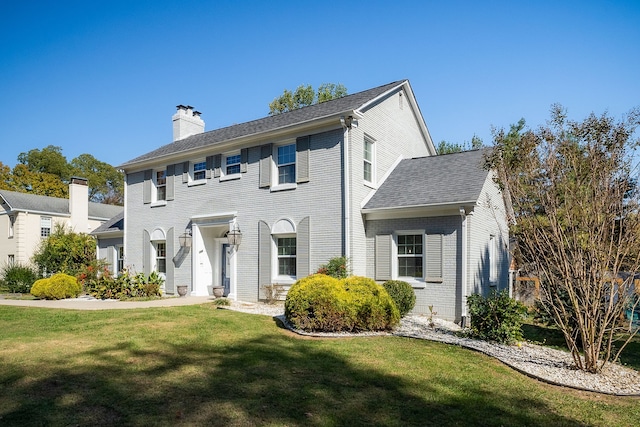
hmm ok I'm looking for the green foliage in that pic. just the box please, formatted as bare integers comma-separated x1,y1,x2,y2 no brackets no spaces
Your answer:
285,274,399,332
32,224,96,277
466,290,527,344
30,272,81,300
0,263,39,293
269,83,347,115
436,135,483,154
315,256,349,279
70,153,124,204
382,280,416,317
83,268,163,300
213,297,231,306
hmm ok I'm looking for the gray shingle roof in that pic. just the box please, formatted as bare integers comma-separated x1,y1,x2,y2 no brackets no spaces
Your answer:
91,210,124,235
363,149,490,211
0,189,123,220
120,80,407,168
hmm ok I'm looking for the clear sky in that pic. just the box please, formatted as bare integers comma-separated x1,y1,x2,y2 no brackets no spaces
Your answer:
1,0,638,168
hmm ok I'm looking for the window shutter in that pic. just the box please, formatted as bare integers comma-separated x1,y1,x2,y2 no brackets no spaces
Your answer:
107,246,115,275
143,170,152,204
375,234,392,281
426,234,443,282
166,164,175,201
182,161,189,183
240,148,248,173
206,156,214,179
297,216,310,278
258,221,272,290
213,154,222,178
143,229,151,275
296,136,310,183
259,144,272,188
166,227,175,294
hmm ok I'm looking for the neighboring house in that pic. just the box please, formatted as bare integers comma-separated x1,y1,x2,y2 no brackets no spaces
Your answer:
114,80,509,322
0,177,123,268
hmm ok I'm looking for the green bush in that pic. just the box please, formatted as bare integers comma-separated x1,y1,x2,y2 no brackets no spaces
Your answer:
30,273,82,300
382,280,416,317
466,290,527,344
315,256,349,278
83,269,163,300
32,224,96,277
285,274,399,332
0,263,38,293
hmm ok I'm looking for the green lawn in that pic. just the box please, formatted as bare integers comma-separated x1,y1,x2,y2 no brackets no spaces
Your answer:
0,305,638,426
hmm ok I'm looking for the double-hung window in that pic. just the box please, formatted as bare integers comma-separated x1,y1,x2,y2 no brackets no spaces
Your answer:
117,245,125,274
155,242,166,274
40,216,52,238
225,154,241,175
397,234,423,278
155,170,167,201
277,144,296,184
192,161,206,181
277,237,296,276
364,136,375,184
8,215,15,238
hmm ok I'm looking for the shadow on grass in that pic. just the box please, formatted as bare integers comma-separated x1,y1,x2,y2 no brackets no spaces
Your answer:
1,330,585,426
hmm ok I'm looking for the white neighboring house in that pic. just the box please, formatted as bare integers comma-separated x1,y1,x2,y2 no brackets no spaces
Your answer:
107,80,509,322
0,177,123,269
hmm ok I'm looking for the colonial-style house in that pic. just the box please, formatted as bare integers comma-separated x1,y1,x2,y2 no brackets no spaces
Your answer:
113,80,509,322
0,177,123,268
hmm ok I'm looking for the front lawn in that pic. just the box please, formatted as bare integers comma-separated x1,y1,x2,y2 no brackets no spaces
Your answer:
0,305,638,426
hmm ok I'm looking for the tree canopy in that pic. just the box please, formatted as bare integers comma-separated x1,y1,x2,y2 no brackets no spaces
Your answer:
1,146,123,204
486,105,640,373
436,135,483,154
269,83,347,115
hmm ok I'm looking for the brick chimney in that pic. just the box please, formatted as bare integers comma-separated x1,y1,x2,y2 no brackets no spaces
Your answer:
172,105,205,141
69,177,89,233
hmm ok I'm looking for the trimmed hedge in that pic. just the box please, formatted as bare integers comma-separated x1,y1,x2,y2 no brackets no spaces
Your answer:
285,274,399,332
382,280,416,317
30,273,82,300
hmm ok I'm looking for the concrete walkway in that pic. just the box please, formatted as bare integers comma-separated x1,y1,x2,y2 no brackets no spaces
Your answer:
0,295,215,310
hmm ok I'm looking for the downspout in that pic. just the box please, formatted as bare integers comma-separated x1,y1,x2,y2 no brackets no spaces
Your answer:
459,206,468,328
341,116,352,260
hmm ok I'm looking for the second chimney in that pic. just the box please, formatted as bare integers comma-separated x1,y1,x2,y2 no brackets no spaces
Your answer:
172,105,205,141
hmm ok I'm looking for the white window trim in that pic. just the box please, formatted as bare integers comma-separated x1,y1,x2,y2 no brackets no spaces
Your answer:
188,160,207,186
489,234,498,286
40,216,52,238
220,152,242,182
153,241,167,275
271,141,297,192
8,215,14,238
364,135,376,188
116,245,125,275
392,230,426,288
271,232,297,284
152,169,167,203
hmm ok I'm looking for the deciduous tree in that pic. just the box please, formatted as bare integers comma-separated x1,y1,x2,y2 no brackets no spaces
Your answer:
269,83,347,115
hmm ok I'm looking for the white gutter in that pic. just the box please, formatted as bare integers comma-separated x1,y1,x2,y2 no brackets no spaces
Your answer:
341,117,351,260
460,206,468,327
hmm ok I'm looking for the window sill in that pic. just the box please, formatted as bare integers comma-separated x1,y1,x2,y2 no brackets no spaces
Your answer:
364,180,377,189
220,173,241,182
397,278,429,289
150,201,167,208
273,276,296,285
271,183,297,192
188,180,207,187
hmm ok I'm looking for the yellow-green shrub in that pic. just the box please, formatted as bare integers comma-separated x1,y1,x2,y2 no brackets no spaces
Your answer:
30,273,82,300
284,274,399,332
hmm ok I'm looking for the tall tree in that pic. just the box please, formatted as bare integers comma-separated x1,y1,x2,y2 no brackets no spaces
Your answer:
487,105,640,373
436,135,483,154
269,83,347,115
71,154,124,204
17,145,71,180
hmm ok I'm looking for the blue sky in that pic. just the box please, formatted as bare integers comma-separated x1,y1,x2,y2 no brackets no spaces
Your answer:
1,0,638,168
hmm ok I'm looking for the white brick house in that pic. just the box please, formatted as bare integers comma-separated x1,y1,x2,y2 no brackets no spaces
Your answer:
110,80,509,322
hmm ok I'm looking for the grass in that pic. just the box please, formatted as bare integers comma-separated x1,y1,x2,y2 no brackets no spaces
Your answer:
0,305,639,426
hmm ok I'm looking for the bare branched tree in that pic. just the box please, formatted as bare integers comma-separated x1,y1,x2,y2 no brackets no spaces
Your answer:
487,105,640,373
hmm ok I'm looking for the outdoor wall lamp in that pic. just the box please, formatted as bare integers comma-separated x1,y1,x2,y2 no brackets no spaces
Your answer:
179,228,192,249
227,222,242,248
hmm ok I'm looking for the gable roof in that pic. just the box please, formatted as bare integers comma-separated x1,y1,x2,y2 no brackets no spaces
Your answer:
362,149,490,212
91,210,124,235
0,189,123,220
120,80,433,168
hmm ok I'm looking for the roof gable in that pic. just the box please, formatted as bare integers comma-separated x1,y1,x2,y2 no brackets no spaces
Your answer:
363,149,491,211
120,80,413,168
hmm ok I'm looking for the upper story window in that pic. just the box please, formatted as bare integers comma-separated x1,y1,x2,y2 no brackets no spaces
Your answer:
397,234,423,278
192,161,207,181
155,170,167,201
8,215,15,238
277,144,296,184
364,136,375,184
225,153,241,175
40,216,52,238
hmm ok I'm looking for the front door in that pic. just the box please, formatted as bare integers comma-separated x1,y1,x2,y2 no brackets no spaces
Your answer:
221,243,231,296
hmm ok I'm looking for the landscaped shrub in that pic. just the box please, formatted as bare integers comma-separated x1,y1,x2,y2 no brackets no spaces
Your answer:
32,224,96,277
466,290,527,345
0,263,38,293
30,273,82,300
382,280,416,317
285,274,399,332
315,256,349,278
83,269,163,300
